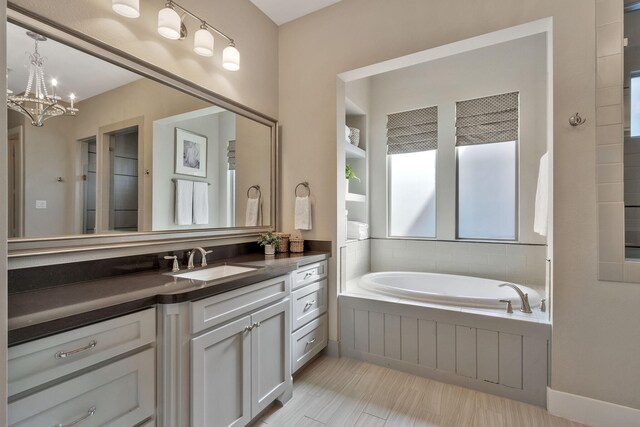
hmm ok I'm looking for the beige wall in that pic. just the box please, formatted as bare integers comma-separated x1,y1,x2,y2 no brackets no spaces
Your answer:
279,0,640,411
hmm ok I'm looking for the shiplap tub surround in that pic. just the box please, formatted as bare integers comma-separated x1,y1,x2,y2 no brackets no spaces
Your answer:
339,294,550,407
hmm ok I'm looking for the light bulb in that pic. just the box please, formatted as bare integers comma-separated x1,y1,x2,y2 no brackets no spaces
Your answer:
51,78,57,87
70,93,75,108
194,26,214,57
112,0,140,18
157,5,181,40
222,43,240,71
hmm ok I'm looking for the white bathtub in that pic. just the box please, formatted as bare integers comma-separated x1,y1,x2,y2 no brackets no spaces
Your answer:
359,271,542,309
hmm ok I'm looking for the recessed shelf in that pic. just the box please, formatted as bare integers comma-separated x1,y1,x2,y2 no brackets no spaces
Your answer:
346,193,366,202
345,143,366,159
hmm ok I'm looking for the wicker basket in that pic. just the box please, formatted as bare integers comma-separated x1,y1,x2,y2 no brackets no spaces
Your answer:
290,238,304,253
275,233,290,253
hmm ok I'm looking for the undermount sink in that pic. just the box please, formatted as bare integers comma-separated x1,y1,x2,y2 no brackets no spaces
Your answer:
172,265,258,282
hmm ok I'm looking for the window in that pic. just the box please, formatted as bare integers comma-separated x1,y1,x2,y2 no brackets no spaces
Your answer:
455,92,518,240
389,151,436,237
457,141,517,239
387,106,437,238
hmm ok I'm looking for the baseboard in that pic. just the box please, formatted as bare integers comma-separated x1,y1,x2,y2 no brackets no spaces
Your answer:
547,387,640,427
326,339,340,357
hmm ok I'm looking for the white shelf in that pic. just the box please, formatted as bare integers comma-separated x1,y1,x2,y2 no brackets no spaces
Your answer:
345,143,366,159
346,193,366,202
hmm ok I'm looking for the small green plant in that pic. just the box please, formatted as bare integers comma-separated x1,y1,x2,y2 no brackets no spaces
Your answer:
257,231,281,247
345,163,360,181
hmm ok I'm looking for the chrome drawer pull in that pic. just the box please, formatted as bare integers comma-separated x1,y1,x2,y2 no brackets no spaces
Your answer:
303,271,315,279
305,337,316,349
303,300,316,311
55,406,96,427
55,340,97,359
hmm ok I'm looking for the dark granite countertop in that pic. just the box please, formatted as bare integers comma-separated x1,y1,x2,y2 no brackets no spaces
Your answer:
8,252,329,346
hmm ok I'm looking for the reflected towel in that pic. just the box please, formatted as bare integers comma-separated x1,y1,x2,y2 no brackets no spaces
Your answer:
193,181,209,225
534,152,549,236
295,196,312,230
175,179,193,226
245,197,260,226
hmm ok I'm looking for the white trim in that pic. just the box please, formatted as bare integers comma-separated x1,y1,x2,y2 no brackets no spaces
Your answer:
547,387,640,427
338,17,554,82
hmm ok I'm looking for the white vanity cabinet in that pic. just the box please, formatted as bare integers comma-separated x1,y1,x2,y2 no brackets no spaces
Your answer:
159,274,293,427
291,261,328,373
191,299,290,427
8,308,156,427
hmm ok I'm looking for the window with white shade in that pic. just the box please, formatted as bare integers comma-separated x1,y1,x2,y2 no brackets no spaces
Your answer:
455,92,518,240
387,106,437,238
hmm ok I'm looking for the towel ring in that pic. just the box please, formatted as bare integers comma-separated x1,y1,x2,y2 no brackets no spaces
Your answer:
247,185,261,198
295,181,311,197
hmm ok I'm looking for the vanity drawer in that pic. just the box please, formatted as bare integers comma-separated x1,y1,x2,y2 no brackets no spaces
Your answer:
191,275,290,334
8,308,156,397
294,261,327,290
8,348,155,427
292,314,327,373
292,279,327,331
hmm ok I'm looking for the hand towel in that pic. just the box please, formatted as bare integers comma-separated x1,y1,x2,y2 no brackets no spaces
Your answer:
534,152,549,237
193,181,209,225
295,196,312,230
345,125,351,143
175,179,193,226
245,197,260,226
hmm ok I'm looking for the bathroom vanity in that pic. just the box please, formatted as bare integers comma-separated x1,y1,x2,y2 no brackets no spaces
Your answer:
7,252,329,427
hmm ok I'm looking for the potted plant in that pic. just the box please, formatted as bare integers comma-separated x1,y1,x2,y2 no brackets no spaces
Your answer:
345,163,360,193
257,231,281,255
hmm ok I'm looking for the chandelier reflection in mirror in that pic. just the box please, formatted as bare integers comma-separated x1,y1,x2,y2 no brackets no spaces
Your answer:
7,32,78,127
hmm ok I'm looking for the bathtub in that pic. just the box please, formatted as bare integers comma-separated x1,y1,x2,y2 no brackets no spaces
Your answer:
359,271,542,309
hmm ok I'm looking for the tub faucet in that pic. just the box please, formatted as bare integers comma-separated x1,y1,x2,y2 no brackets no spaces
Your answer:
499,283,532,313
187,247,213,269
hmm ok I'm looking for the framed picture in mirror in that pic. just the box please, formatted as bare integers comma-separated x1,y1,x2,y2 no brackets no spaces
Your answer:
175,128,208,177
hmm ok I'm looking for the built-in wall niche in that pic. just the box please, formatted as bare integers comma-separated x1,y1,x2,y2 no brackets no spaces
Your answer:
5,14,276,248
344,95,369,229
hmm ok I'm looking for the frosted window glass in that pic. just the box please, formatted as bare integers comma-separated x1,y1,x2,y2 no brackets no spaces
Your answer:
389,151,436,237
457,141,516,240
632,76,640,137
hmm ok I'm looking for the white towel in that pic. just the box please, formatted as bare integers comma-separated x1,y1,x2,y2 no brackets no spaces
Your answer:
347,221,369,240
193,181,209,225
245,197,260,226
534,152,549,237
345,125,351,143
175,179,193,225
295,196,312,230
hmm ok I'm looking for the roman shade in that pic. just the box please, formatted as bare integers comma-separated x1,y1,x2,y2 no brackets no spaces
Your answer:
455,92,519,146
386,106,438,154
227,140,236,170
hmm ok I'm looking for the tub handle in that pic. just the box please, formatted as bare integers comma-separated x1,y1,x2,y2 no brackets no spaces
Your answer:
303,300,316,311
499,299,513,314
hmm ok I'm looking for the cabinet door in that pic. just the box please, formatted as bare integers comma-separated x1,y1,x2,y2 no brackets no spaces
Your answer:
251,299,291,417
191,315,251,427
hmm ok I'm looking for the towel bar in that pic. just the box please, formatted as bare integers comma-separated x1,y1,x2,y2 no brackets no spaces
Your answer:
171,178,211,186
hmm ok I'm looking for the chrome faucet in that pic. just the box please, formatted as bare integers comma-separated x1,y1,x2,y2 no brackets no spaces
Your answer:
187,247,213,269
499,283,532,313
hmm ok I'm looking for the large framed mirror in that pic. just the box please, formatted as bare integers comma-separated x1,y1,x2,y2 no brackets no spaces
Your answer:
6,6,277,257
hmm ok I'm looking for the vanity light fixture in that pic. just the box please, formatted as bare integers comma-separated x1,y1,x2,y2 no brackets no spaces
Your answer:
112,0,239,70
111,0,140,18
7,32,78,127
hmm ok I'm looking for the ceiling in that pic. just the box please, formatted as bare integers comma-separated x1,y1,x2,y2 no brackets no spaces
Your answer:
250,0,342,25
6,22,141,103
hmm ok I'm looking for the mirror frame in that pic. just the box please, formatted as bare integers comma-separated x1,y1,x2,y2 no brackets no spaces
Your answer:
6,5,278,259
595,0,640,282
